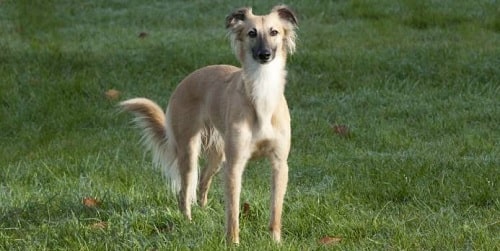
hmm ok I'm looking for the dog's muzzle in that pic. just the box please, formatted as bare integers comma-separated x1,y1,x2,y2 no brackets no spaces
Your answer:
257,49,272,63
252,46,274,64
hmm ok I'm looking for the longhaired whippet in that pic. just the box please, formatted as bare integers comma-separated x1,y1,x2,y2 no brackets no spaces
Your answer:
120,5,297,244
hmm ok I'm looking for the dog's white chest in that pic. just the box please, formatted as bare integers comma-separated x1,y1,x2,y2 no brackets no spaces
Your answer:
245,62,285,140
251,92,281,142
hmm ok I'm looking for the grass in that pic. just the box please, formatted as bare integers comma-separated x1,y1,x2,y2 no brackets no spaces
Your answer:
1,0,499,249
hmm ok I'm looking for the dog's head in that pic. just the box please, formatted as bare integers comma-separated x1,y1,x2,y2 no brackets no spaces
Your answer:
226,5,298,64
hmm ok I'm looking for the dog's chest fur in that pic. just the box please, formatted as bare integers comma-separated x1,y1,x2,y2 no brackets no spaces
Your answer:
243,60,286,149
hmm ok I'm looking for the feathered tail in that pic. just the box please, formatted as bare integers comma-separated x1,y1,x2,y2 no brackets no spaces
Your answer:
119,98,181,194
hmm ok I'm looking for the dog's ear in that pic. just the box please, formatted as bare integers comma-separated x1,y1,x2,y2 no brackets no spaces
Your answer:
272,5,298,54
226,7,252,29
273,5,298,27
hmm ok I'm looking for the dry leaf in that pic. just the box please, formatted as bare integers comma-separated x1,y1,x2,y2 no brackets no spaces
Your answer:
90,221,108,230
242,202,250,217
319,236,342,246
82,197,101,208
331,124,350,137
105,89,120,101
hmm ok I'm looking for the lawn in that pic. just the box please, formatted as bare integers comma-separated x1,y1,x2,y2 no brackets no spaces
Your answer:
0,0,499,250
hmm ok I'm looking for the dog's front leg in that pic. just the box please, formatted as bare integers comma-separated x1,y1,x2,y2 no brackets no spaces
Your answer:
224,128,251,244
269,157,289,243
176,133,202,221
224,160,246,244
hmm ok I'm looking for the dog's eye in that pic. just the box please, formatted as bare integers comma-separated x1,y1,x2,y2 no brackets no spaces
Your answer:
270,29,279,36
248,29,257,38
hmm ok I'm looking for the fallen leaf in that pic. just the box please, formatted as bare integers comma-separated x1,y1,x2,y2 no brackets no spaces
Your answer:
319,236,342,246
82,197,101,208
331,124,350,137
90,221,108,230
105,89,120,101
242,202,250,217
138,31,148,38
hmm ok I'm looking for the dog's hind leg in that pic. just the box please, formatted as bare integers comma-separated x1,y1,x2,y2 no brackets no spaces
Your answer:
199,146,224,207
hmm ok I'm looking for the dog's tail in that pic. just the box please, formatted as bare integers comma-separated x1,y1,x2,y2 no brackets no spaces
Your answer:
119,98,181,194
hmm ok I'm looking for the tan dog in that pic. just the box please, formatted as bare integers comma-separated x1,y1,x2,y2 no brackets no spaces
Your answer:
120,5,297,244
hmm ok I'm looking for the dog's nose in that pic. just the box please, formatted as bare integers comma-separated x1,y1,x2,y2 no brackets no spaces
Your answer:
258,50,271,61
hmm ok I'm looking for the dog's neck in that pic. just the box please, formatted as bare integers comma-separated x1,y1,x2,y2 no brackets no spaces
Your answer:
242,57,287,137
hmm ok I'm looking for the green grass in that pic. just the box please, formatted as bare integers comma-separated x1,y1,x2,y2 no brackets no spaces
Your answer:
1,0,499,249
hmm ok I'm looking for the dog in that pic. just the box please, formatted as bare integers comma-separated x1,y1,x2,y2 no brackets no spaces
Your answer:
120,5,297,244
